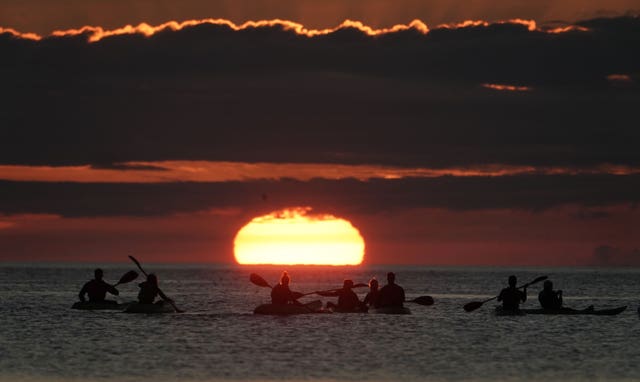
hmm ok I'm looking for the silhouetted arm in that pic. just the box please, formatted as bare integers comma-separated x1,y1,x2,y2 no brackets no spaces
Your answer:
158,289,172,303
78,282,89,302
105,281,119,296
557,290,563,307
538,291,544,307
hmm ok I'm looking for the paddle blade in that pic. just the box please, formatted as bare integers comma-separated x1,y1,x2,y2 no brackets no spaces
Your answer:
116,270,138,285
128,255,147,277
353,283,368,288
530,275,548,285
410,296,435,306
463,301,484,312
249,273,272,288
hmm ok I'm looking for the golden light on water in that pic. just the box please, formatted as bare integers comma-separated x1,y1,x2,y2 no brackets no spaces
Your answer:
234,207,365,265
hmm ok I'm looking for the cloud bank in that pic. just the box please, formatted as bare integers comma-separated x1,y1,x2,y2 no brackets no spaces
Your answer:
1,16,639,169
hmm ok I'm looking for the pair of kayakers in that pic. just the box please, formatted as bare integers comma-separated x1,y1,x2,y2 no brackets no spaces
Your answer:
362,272,406,309
269,271,406,311
498,275,583,312
78,268,171,305
319,272,405,311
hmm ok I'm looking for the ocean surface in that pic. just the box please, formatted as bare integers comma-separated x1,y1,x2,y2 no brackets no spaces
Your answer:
1,264,639,382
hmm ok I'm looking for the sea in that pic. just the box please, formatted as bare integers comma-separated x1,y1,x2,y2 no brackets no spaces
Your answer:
1,264,639,382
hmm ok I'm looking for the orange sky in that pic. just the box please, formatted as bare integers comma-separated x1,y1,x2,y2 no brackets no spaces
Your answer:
1,161,638,183
1,204,638,265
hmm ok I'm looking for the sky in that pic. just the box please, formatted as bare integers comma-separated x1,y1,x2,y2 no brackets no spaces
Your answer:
1,1,639,265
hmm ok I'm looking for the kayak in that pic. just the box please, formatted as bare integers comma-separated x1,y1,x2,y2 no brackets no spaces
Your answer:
124,302,175,314
496,306,627,316
494,307,526,316
521,306,627,316
71,301,130,310
328,305,369,313
371,306,412,315
254,300,325,315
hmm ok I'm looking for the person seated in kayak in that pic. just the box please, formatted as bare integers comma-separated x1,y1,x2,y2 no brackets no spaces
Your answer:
538,280,563,309
271,271,303,306
497,275,526,311
363,277,380,308
137,274,172,305
78,268,119,303
377,272,405,308
318,279,362,311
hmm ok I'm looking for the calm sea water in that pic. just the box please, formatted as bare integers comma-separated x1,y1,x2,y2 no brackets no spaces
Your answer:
1,264,639,382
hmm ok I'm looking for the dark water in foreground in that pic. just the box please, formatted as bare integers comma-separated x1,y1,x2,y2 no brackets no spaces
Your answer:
1,264,640,382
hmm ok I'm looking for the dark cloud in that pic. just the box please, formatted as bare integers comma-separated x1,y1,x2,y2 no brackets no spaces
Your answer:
570,209,612,220
1,17,639,169
1,174,640,217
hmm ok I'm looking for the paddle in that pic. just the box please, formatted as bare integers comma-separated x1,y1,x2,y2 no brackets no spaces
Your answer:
128,255,184,313
250,273,272,288
406,296,435,306
303,283,369,297
463,275,547,312
249,273,307,299
113,270,138,287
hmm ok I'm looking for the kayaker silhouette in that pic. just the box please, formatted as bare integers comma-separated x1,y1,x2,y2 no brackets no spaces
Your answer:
78,268,119,304
538,280,594,312
377,272,405,308
497,275,527,311
271,271,303,305
538,280,563,309
318,279,363,311
363,277,380,308
137,273,173,305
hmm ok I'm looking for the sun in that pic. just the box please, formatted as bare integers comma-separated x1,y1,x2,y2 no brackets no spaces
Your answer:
234,207,365,265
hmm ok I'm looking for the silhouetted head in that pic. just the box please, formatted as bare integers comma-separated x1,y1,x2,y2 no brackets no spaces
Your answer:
147,273,158,286
343,279,354,289
369,278,378,291
543,280,553,291
280,271,290,286
508,275,517,287
94,268,103,280
387,272,396,284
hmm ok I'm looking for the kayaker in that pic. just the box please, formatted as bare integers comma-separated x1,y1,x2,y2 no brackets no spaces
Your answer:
363,277,380,308
497,275,527,311
271,271,302,305
318,279,362,311
78,268,119,303
538,280,563,309
137,273,172,305
377,272,405,308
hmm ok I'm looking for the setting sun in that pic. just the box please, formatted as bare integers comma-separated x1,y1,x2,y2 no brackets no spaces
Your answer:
234,207,365,265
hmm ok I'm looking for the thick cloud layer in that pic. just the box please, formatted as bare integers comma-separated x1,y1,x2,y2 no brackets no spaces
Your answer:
1,17,639,168
1,174,639,217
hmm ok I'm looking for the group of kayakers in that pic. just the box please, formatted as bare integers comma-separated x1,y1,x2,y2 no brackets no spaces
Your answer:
78,268,612,315
78,268,171,306
270,271,406,312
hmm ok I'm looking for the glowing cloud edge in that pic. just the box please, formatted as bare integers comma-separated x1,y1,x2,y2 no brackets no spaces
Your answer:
0,17,592,43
